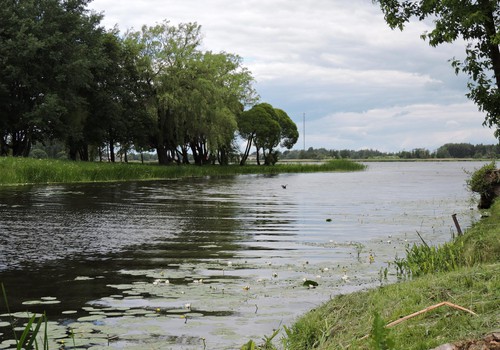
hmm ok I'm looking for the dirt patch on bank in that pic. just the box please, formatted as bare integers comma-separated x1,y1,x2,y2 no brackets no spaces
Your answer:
431,332,500,350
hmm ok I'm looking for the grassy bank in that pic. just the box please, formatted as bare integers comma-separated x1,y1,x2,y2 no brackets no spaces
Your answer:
0,157,366,186
274,201,500,350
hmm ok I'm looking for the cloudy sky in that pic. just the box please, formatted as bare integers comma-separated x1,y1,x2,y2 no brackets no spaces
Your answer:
88,0,498,152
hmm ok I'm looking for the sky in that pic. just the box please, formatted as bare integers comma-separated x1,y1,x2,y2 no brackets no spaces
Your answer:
87,0,499,152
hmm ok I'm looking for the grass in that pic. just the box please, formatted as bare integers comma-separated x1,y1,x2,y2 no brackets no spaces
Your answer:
0,158,366,186
265,200,500,350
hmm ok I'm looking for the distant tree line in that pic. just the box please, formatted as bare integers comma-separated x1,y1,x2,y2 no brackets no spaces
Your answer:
281,143,500,160
1,0,297,165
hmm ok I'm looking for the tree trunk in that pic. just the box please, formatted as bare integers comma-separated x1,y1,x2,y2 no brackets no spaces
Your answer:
181,145,190,164
109,139,115,163
240,133,254,166
12,131,31,157
480,0,500,90
157,144,170,165
79,145,89,161
0,135,8,156
255,145,261,165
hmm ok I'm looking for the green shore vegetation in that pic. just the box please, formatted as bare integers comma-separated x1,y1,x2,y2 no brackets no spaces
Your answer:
0,157,366,186
251,201,500,349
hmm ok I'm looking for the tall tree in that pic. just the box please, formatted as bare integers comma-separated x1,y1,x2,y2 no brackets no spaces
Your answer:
125,21,203,165
373,0,500,137
238,103,298,165
126,21,257,165
0,0,104,157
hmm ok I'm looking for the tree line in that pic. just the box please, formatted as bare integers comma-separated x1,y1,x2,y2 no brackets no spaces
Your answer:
281,143,500,160
0,0,298,165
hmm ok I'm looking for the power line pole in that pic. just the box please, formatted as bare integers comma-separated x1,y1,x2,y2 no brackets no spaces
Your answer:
303,112,306,151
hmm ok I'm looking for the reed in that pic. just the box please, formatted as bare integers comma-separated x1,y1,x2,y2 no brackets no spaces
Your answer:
0,158,366,186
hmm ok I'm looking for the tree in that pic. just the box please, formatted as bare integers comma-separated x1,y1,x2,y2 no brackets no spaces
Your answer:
373,0,500,136
126,21,257,165
0,0,104,157
125,21,204,165
238,103,298,165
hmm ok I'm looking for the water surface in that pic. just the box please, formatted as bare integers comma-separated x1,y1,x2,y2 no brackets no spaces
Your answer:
0,162,482,349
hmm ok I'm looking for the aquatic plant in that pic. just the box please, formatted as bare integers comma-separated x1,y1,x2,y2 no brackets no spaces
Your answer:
1,284,49,350
0,157,366,185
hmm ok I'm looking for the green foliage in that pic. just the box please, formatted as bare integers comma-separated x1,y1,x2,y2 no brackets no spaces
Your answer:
0,158,365,185
373,0,500,139
396,199,500,278
240,328,280,350
370,312,395,350
238,102,299,165
281,143,500,160
282,264,500,349
398,241,465,277
2,284,49,350
466,161,499,195
241,340,257,350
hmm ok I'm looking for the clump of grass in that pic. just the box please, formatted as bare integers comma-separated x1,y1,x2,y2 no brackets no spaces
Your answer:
396,200,500,278
0,158,366,186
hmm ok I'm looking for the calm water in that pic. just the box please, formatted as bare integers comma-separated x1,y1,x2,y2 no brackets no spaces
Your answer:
0,162,483,349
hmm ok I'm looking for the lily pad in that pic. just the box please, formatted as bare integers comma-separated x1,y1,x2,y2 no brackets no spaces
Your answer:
77,315,106,322
75,276,94,281
302,280,319,287
61,310,78,315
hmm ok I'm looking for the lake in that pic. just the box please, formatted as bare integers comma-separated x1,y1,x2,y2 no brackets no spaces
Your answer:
0,161,484,349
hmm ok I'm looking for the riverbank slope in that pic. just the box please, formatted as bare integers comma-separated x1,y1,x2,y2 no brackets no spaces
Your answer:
279,201,500,349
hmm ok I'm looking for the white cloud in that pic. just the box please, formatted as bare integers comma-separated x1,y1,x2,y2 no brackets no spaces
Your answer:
88,0,498,151
303,102,496,151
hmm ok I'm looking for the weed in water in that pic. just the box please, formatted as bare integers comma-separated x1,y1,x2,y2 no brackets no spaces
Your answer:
1,283,49,350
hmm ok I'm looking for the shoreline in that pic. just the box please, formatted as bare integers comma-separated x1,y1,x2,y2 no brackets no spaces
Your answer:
266,200,500,349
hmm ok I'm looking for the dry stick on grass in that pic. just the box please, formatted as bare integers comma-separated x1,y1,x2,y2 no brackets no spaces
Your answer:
359,301,477,341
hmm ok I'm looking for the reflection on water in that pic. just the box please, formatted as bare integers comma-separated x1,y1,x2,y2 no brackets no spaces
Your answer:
0,162,482,349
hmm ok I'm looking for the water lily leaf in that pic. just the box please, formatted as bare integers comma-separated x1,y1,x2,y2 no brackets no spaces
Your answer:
12,312,43,318
77,315,106,322
75,276,94,281
61,310,78,315
303,280,319,287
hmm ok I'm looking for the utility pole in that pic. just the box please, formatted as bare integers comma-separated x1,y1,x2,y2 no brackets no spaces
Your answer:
303,112,306,151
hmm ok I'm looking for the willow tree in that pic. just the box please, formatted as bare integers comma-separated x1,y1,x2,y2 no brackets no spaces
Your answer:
184,52,257,165
124,21,203,164
238,103,298,165
373,0,500,136
126,21,256,165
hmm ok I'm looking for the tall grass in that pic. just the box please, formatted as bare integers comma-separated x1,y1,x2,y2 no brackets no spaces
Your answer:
0,158,366,186
397,200,500,278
